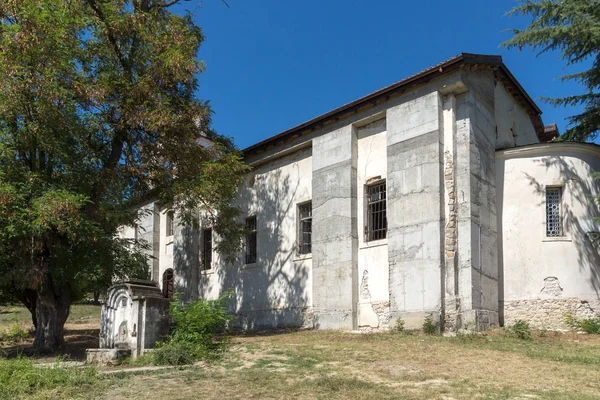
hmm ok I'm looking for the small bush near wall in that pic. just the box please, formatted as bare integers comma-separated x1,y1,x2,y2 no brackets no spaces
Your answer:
505,320,532,340
422,317,437,335
564,313,600,334
153,291,234,365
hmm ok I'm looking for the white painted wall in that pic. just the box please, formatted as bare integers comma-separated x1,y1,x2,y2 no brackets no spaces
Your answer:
158,208,174,291
356,118,389,327
497,143,600,305
494,84,539,149
196,147,313,328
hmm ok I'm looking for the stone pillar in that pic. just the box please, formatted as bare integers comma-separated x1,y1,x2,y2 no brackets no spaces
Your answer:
386,91,444,329
442,94,460,329
312,125,358,329
138,202,160,283
454,70,499,330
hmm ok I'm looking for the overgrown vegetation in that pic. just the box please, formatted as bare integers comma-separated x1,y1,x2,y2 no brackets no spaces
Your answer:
0,357,105,399
153,291,234,365
505,320,533,340
564,312,600,334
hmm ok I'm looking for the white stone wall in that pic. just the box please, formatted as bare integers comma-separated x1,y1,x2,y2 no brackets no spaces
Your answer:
197,147,314,329
497,143,600,329
494,84,539,149
356,118,390,328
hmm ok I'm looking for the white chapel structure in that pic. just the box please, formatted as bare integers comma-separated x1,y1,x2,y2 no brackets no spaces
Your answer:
122,53,600,332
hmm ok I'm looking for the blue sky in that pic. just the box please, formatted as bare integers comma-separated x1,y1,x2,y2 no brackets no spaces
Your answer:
175,0,590,149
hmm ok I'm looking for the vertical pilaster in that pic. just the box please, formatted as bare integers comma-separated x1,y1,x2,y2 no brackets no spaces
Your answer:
312,126,358,329
386,91,444,328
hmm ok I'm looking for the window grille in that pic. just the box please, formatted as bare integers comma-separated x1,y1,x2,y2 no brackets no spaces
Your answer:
245,216,257,264
298,202,312,254
546,187,563,237
202,228,212,270
166,211,174,237
366,181,387,241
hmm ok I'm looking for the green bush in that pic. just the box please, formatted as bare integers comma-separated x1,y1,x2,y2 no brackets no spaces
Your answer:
564,312,600,334
394,317,405,332
422,317,437,335
153,291,234,365
506,320,532,340
0,357,101,399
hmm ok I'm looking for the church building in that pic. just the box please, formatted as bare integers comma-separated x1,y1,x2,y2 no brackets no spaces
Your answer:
123,53,600,332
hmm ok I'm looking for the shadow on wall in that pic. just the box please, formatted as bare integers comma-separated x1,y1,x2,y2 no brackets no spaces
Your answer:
523,155,600,297
198,152,311,330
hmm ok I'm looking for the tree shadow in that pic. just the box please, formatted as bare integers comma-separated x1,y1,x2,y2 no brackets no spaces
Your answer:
198,149,312,330
521,155,600,296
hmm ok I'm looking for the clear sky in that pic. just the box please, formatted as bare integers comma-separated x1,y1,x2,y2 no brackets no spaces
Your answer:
174,0,590,149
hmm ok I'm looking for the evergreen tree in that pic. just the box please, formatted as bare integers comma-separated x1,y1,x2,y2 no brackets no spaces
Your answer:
503,0,600,141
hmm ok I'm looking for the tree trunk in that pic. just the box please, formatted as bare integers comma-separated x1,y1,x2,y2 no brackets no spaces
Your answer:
32,278,72,352
16,289,38,329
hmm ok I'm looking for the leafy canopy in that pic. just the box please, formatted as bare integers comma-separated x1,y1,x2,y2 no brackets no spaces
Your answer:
502,0,600,141
0,0,247,304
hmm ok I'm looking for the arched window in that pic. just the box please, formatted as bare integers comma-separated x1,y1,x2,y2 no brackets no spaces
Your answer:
162,268,174,300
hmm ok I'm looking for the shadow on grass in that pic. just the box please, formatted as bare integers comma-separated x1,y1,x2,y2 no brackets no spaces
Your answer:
0,328,99,361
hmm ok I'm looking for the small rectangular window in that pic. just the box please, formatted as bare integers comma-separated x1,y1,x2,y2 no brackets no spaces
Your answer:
298,202,312,254
546,187,563,237
245,216,257,264
166,211,174,237
202,228,212,270
366,181,387,241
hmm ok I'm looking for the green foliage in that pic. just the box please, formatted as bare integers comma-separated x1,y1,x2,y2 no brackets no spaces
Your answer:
0,323,30,343
564,312,600,334
0,0,248,349
0,357,102,399
502,0,600,141
505,320,533,340
422,317,437,335
394,317,405,332
153,291,234,365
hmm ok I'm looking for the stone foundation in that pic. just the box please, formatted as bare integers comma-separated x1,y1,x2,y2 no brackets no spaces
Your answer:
503,298,600,330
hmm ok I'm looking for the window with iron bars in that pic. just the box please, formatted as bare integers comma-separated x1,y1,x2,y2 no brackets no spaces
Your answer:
366,181,387,241
546,187,563,237
202,228,212,270
245,216,257,264
298,202,312,254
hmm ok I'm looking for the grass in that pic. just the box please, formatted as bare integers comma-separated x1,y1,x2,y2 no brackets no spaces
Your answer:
0,357,114,400
0,304,101,329
1,310,600,399
91,330,600,400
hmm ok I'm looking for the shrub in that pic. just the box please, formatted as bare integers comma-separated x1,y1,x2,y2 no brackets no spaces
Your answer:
153,290,234,365
394,317,405,332
422,317,437,335
564,312,600,334
506,320,532,340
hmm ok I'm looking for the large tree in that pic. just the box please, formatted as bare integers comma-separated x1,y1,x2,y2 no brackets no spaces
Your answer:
502,0,600,141
0,0,247,351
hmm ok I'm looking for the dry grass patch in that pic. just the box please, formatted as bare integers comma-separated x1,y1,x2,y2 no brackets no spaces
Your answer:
95,330,600,400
